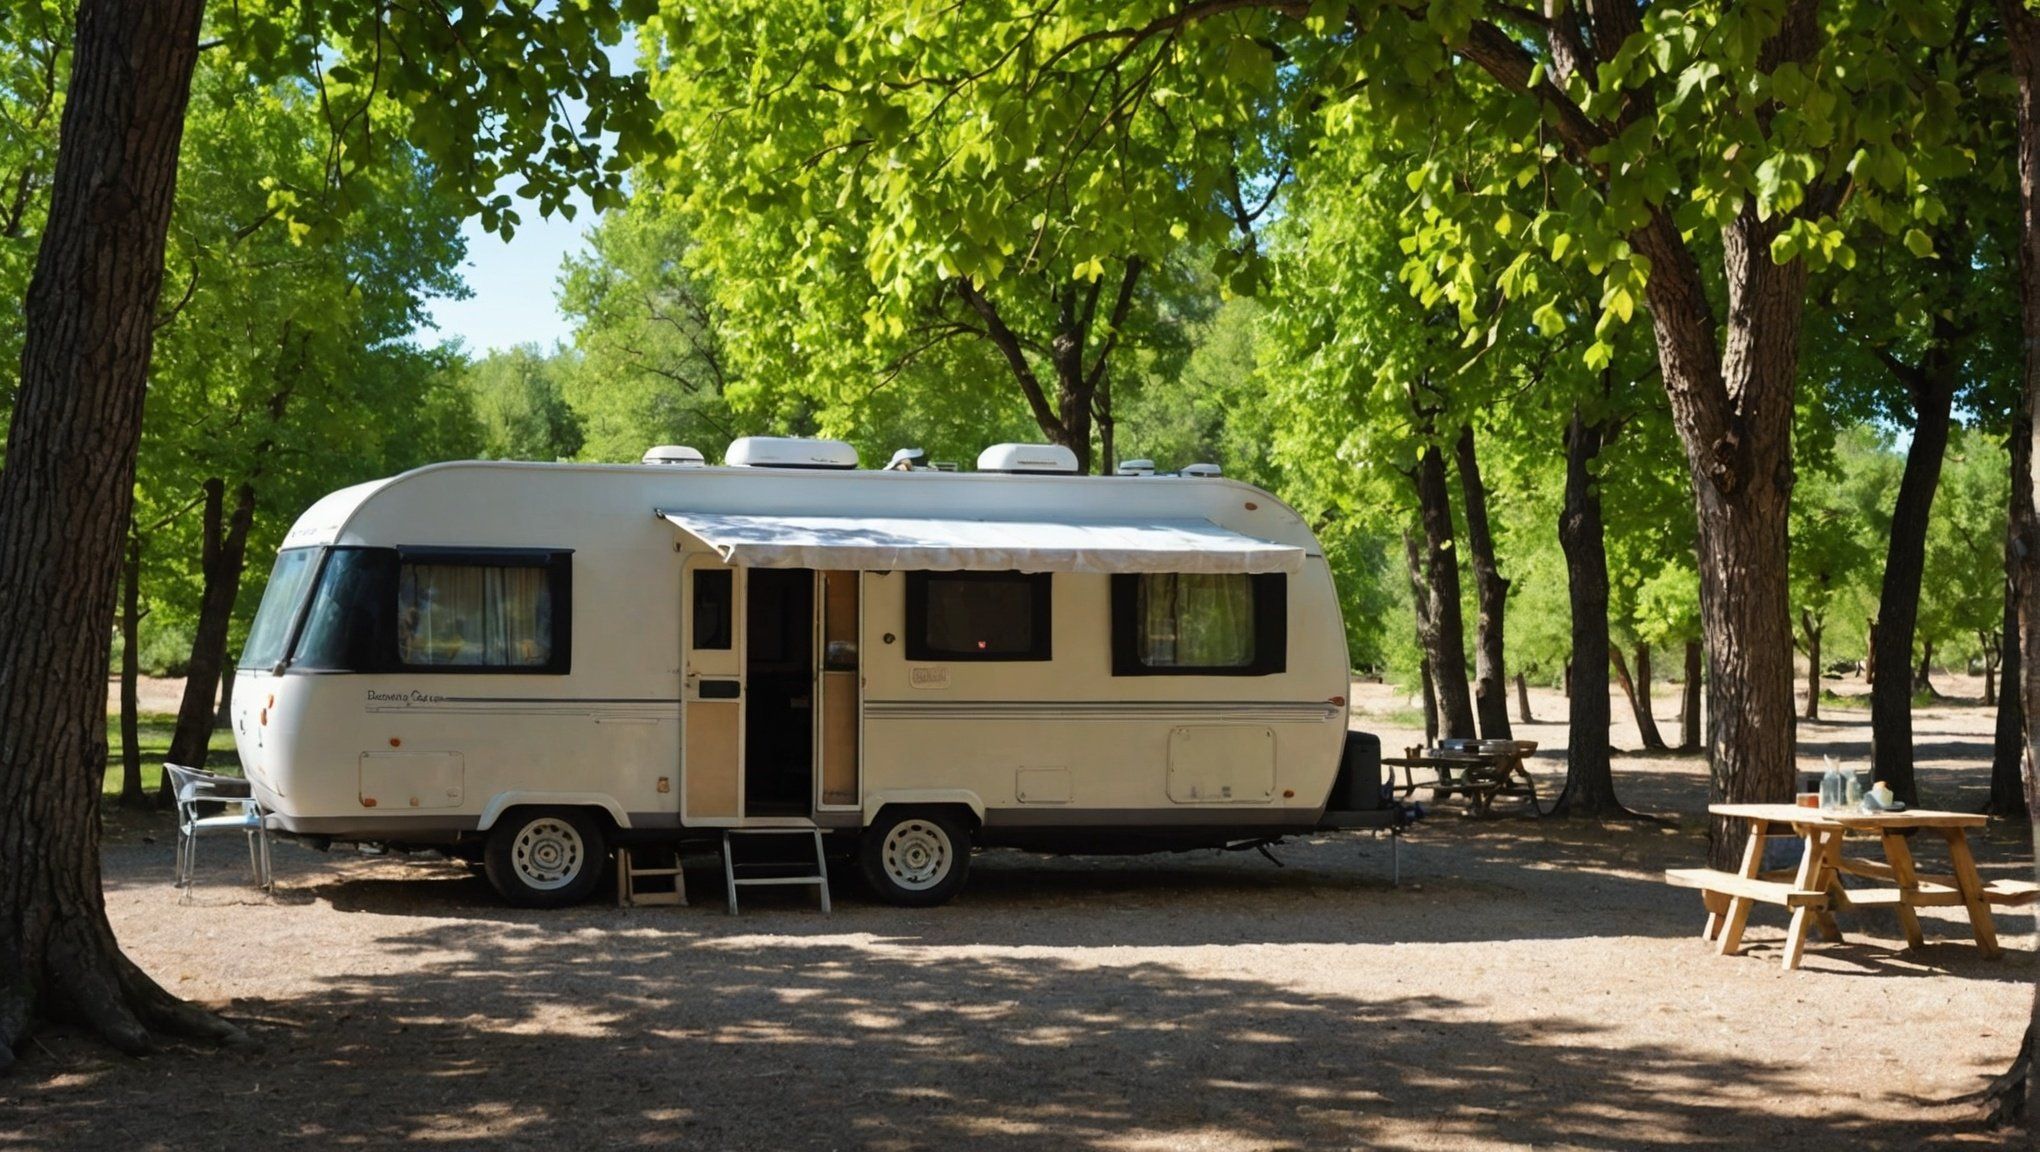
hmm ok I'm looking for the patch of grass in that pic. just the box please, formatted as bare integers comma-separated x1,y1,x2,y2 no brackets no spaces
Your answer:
102,712,241,801
1355,706,1431,730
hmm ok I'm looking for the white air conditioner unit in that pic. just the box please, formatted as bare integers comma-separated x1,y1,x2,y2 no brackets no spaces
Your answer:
1115,459,1156,477
977,443,1080,474
725,436,859,470
1180,463,1223,478
641,445,706,467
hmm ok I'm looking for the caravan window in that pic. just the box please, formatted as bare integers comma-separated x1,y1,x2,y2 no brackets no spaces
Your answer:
397,551,571,672
239,548,322,670
905,571,1051,661
285,546,571,674
1111,573,1286,676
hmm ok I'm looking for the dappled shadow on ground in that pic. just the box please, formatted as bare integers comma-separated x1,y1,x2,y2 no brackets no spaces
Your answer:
2,918,2015,1151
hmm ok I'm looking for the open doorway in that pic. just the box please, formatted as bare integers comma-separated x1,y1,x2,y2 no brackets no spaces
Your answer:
744,567,814,816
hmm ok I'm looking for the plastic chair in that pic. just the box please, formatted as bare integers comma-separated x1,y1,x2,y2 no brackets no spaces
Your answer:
163,763,271,900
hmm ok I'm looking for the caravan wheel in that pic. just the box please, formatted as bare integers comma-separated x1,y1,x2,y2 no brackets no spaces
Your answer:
484,808,606,907
859,808,971,907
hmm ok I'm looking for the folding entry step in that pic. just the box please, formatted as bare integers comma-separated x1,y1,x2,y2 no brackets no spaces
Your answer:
615,846,687,908
721,828,831,915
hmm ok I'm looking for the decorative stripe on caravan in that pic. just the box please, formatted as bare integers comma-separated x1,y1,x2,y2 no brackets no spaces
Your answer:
363,694,680,718
863,699,1340,723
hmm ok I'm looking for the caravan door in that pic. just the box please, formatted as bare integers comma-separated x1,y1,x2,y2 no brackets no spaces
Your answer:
681,554,742,823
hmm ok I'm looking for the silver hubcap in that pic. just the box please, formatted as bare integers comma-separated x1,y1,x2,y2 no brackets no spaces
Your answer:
882,819,952,891
512,818,583,891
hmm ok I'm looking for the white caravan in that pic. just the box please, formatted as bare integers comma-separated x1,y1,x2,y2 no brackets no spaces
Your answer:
231,438,1395,906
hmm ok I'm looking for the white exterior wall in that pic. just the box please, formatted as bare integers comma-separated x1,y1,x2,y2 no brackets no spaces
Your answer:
234,460,1352,840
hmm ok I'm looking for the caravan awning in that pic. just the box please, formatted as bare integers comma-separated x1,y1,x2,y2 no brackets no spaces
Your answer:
656,511,1306,574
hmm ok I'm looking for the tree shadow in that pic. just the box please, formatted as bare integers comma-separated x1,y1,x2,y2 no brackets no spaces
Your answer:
3,920,2019,1150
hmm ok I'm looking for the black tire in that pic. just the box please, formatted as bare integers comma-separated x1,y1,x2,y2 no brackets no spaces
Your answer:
858,807,972,907
483,807,607,907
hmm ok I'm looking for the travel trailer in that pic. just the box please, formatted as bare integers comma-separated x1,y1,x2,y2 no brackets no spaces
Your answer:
231,438,1397,908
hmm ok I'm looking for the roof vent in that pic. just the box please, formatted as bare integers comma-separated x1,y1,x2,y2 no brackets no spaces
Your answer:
977,442,1080,475
1180,463,1223,478
725,436,859,470
1115,459,1156,477
642,445,706,467
884,447,926,471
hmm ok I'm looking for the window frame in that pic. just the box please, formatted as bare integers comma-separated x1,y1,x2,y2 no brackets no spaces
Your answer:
904,570,1053,663
392,547,574,675
281,545,573,675
1110,572,1287,677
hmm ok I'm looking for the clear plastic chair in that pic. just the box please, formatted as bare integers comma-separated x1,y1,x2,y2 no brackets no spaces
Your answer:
163,763,271,900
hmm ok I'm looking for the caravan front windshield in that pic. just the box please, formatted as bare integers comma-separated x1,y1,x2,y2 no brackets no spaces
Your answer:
239,547,322,670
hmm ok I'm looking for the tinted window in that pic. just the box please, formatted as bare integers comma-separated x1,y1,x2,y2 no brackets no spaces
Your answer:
692,569,733,650
905,571,1051,661
287,547,571,674
239,547,322,670
293,549,400,671
1112,573,1286,676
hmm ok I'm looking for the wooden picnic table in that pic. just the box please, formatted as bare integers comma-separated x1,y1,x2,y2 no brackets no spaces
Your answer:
1381,743,1540,817
1665,803,2037,970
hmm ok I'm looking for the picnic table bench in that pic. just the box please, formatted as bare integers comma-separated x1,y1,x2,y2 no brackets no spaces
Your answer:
1381,741,1540,816
1667,803,2038,970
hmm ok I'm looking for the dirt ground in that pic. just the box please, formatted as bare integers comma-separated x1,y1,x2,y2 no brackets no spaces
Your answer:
6,674,2033,1150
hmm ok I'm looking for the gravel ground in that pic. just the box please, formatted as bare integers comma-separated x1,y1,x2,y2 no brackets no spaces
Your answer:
6,675,2033,1150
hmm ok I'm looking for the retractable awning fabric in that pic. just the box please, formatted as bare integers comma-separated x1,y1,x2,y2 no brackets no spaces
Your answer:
656,510,1306,574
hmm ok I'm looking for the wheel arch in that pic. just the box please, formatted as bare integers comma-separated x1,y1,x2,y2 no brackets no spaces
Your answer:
477,791,629,833
861,789,985,829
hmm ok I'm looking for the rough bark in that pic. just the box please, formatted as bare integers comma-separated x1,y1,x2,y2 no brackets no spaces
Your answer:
1514,671,1533,724
117,532,146,810
1411,441,1477,740
163,479,255,784
1551,403,1623,816
0,0,242,1068
1863,328,1961,808
1610,644,1670,751
1454,423,1512,740
1991,404,2029,821
1678,639,1704,752
1800,611,1822,721
1403,530,1441,746
1995,0,2040,1130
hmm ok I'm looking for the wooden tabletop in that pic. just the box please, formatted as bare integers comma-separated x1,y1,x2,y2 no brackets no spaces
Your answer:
1708,803,1987,830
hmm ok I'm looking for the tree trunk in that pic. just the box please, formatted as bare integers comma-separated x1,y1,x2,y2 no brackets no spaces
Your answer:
117,531,146,810
162,479,255,784
1990,403,2029,821
1454,423,1512,740
0,0,241,1069
1868,348,1960,810
1985,644,1998,708
1678,639,1704,752
1627,188,1806,868
1913,640,1935,698
214,656,238,729
1514,671,1533,724
1419,658,1439,746
1995,0,2040,1131
1403,530,1440,746
1412,442,1477,740
1552,403,1622,816
1801,611,1822,721
1611,645,1671,751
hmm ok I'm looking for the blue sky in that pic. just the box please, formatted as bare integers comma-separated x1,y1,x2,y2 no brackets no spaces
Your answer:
421,190,595,356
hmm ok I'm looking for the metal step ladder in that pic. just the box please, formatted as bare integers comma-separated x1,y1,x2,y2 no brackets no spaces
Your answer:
615,846,687,908
721,828,831,915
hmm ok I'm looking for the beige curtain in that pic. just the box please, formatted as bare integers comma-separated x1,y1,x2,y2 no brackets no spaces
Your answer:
399,564,551,666
1139,574,1254,667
